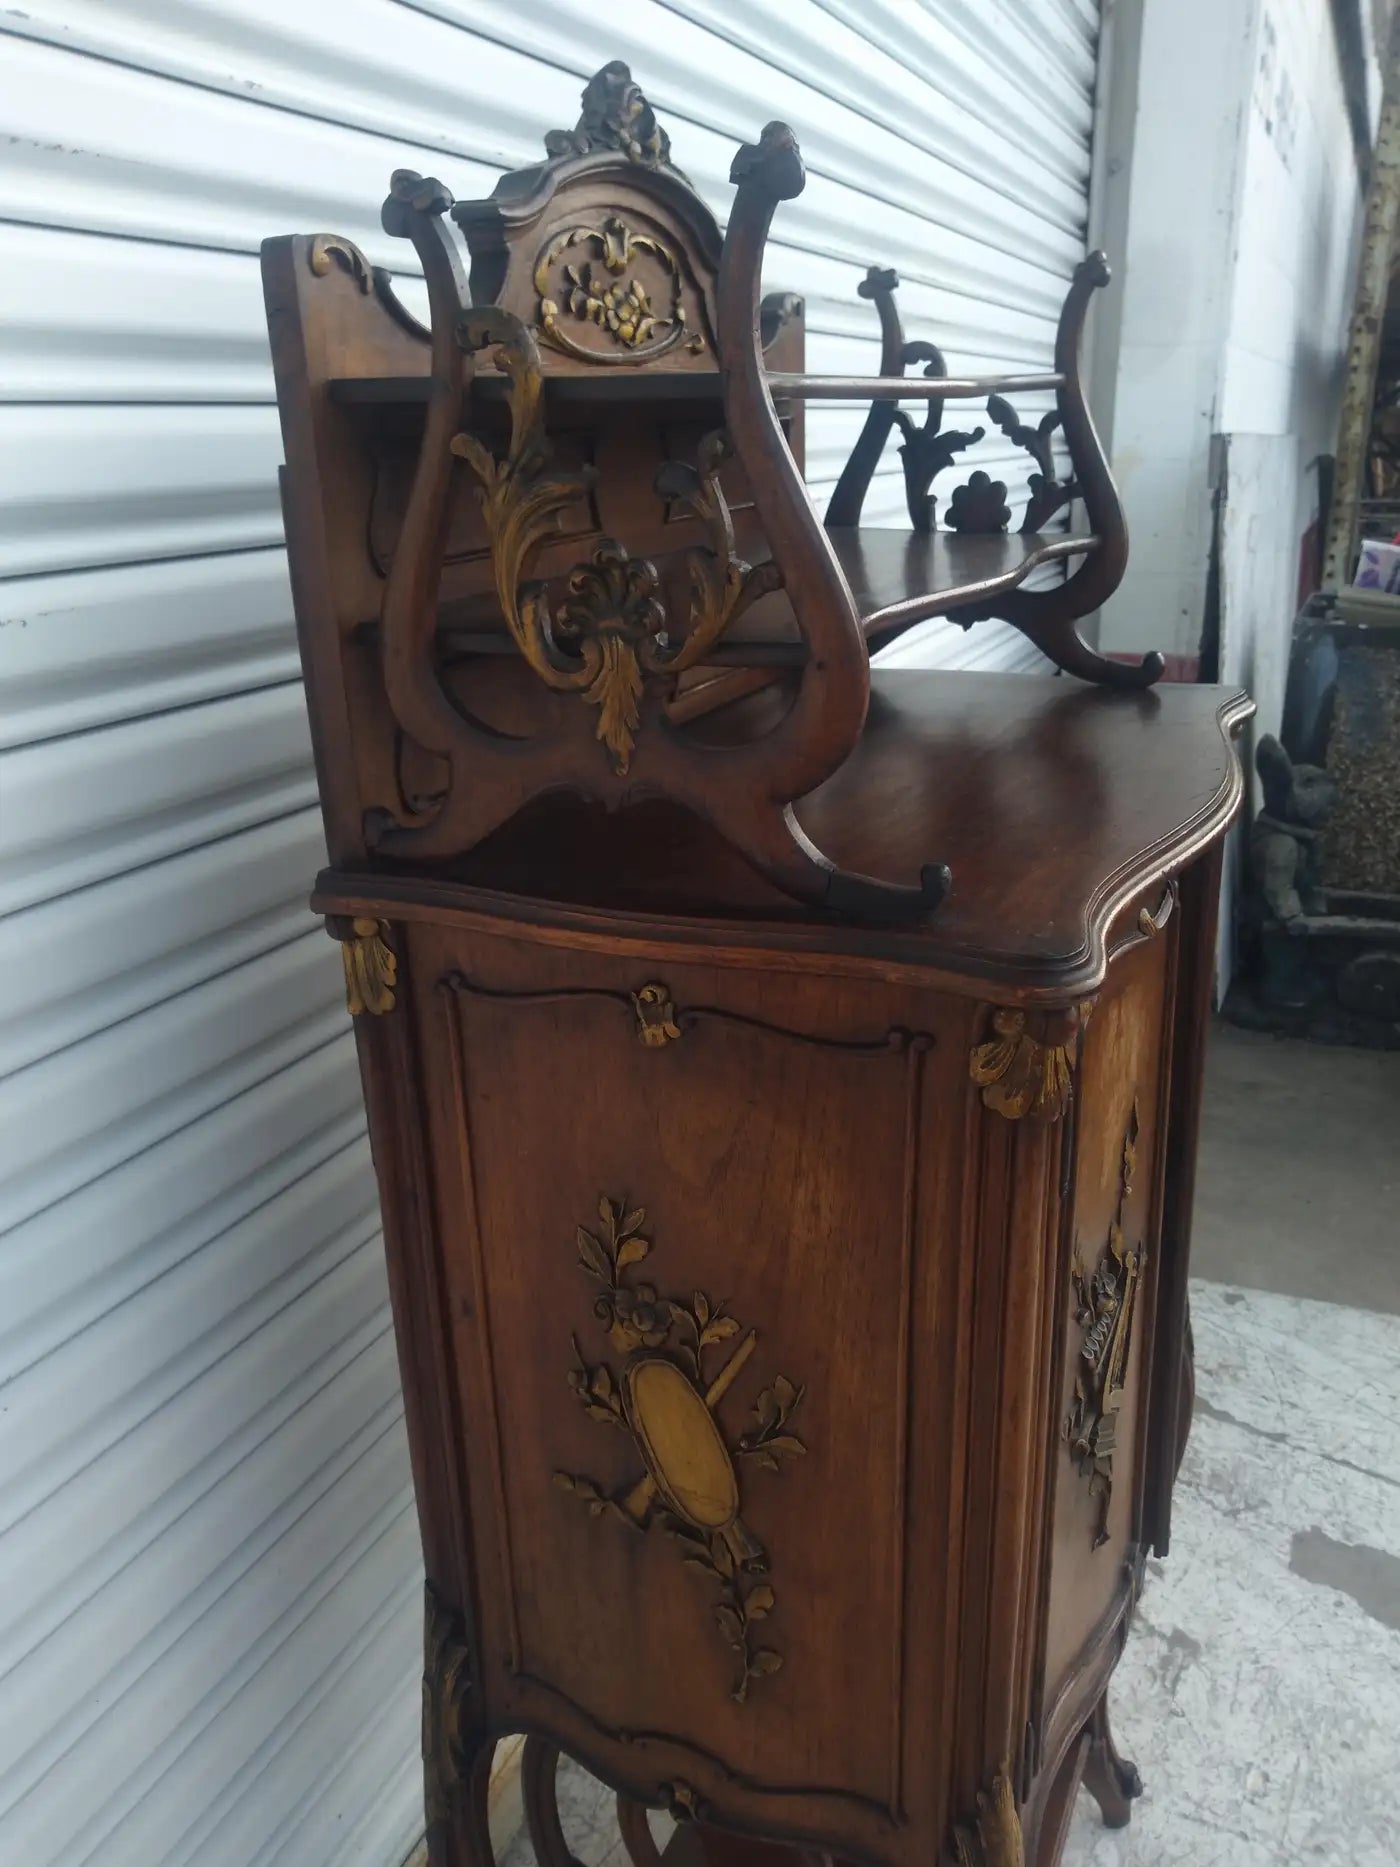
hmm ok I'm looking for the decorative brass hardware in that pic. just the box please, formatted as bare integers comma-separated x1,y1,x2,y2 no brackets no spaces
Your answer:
1138,878,1177,939
422,1583,474,1840
534,215,704,365
969,1001,1092,1123
336,917,397,1016
950,1768,1024,1867
454,314,779,774
1065,1099,1143,1547
308,232,373,291
631,983,681,1047
554,1194,805,1703
544,60,677,170
1107,879,1179,962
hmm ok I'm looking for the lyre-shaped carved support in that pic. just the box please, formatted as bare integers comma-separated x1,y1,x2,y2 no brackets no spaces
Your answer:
987,254,1163,688
366,111,948,917
822,248,1162,690
825,267,982,532
719,126,950,919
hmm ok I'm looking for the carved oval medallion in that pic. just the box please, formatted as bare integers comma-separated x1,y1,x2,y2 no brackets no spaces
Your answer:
625,1355,739,1531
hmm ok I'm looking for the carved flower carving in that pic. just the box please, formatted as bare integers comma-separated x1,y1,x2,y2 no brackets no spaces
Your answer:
947,469,1012,534
605,1282,673,1348
562,261,662,348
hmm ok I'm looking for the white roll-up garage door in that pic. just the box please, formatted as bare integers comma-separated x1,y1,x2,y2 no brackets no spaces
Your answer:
0,5,1103,1863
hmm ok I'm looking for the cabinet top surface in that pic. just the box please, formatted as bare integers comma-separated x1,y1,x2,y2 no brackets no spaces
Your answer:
320,672,1251,998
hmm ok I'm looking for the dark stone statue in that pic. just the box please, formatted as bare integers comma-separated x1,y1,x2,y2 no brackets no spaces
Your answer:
1251,734,1336,925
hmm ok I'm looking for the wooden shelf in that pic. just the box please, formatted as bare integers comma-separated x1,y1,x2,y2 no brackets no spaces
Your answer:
392,672,1252,985
330,371,739,409
827,526,1096,643
421,526,1098,667
330,370,1061,410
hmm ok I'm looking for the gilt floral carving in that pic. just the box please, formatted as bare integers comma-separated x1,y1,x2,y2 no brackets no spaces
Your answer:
454,312,779,774
335,917,397,1017
554,1195,806,1703
534,215,704,365
1065,1099,1144,1546
969,1002,1092,1123
950,1768,1024,1867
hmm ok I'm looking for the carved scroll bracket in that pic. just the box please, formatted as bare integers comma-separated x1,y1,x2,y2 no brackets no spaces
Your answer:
969,1002,1093,1123
308,232,372,291
986,393,1077,534
423,1583,474,1839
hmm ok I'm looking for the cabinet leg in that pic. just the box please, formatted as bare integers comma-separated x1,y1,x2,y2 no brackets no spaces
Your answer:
1080,1696,1143,1829
523,1737,588,1867
1174,1307,1197,1477
428,1730,496,1867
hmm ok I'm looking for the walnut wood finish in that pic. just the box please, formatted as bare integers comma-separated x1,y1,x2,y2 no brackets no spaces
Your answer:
264,59,1252,1867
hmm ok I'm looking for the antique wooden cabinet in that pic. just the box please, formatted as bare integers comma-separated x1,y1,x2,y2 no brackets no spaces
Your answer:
264,62,1250,1867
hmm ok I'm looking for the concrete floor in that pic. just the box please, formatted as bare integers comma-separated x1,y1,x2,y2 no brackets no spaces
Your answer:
502,1023,1400,1867
1062,1021,1400,1866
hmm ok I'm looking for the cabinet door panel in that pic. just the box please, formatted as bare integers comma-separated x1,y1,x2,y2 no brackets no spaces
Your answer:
403,924,968,1845
1041,932,1171,1716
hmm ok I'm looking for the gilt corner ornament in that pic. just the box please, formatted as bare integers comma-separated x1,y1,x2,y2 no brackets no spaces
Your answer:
631,983,681,1047
950,1768,1024,1867
423,1583,474,1839
334,916,398,1017
544,60,676,170
554,1194,806,1704
969,1001,1092,1123
1065,1099,1144,1547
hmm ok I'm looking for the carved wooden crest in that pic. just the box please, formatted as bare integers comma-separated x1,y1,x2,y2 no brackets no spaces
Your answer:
554,1195,806,1702
544,60,678,169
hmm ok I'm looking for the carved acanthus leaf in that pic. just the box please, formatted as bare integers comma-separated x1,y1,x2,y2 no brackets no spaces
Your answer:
986,393,1076,533
422,1584,474,1840
453,314,780,775
969,1002,1093,1123
334,917,397,1017
950,1769,1024,1867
